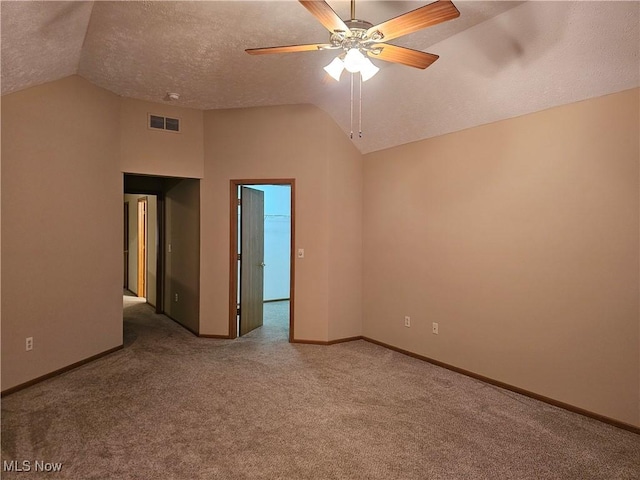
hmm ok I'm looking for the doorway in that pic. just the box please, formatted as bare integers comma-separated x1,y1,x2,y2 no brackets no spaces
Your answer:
230,179,295,341
123,192,159,309
124,173,201,332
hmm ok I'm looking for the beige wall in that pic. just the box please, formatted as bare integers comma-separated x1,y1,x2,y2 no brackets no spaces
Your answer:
120,97,204,179
327,122,363,341
164,179,200,333
201,104,362,341
1,76,122,390
362,88,640,427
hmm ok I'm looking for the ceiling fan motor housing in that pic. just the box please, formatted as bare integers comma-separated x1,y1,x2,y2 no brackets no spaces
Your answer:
345,19,373,32
331,19,382,55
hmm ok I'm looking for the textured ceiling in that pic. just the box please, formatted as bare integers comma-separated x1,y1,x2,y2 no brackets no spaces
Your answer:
1,1,639,153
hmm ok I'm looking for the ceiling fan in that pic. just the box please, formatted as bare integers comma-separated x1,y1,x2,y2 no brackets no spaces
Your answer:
246,0,460,81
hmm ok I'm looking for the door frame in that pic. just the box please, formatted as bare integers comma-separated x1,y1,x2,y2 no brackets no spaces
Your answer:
137,197,148,298
123,201,129,289
229,179,296,341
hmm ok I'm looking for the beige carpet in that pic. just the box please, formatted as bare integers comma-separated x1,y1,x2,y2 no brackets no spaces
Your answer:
1,297,639,479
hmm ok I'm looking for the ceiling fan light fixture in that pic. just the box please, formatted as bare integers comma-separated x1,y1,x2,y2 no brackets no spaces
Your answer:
324,56,345,81
343,48,365,73
359,58,379,81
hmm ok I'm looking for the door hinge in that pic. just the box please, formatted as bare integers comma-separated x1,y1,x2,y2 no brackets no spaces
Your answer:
237,198,242,206
237,253,241,261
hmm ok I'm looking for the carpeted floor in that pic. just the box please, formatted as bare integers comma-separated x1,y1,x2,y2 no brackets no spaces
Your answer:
2,297,639,479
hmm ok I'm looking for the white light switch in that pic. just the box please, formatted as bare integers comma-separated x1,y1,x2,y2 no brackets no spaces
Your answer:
297,248,305,258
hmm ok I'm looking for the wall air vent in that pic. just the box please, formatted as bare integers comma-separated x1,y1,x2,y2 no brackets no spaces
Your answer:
148,114,181,133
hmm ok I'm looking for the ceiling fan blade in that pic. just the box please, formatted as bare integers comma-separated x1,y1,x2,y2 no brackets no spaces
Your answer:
246,44,333,55
368,44,439,69
299,0,351,34
366,0,460,42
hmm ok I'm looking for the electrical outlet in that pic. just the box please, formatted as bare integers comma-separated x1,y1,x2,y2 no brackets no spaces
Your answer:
404,316,411,328
432,322,439,335
174,293,179,302
26,337,33,351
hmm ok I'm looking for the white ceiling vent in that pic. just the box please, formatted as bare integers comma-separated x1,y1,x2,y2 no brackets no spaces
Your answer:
148,114,180,133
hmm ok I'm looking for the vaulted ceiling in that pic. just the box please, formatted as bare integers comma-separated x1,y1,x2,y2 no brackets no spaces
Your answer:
2,1,638,153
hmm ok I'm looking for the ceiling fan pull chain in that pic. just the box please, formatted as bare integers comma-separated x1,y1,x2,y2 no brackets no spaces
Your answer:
350,72,354,139
359,73,363,138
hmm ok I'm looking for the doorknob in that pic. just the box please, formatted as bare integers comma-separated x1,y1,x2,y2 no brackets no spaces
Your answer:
259,262,266,267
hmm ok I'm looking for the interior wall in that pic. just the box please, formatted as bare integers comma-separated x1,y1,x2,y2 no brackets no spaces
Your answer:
201,104,362,341
124,194,157,306
119,97,204,179
327,124,363,341
362,88,640,427
1,75,122,391
164,179,200,334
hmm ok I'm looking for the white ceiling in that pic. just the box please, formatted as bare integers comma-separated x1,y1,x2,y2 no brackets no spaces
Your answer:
1,1,638,153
